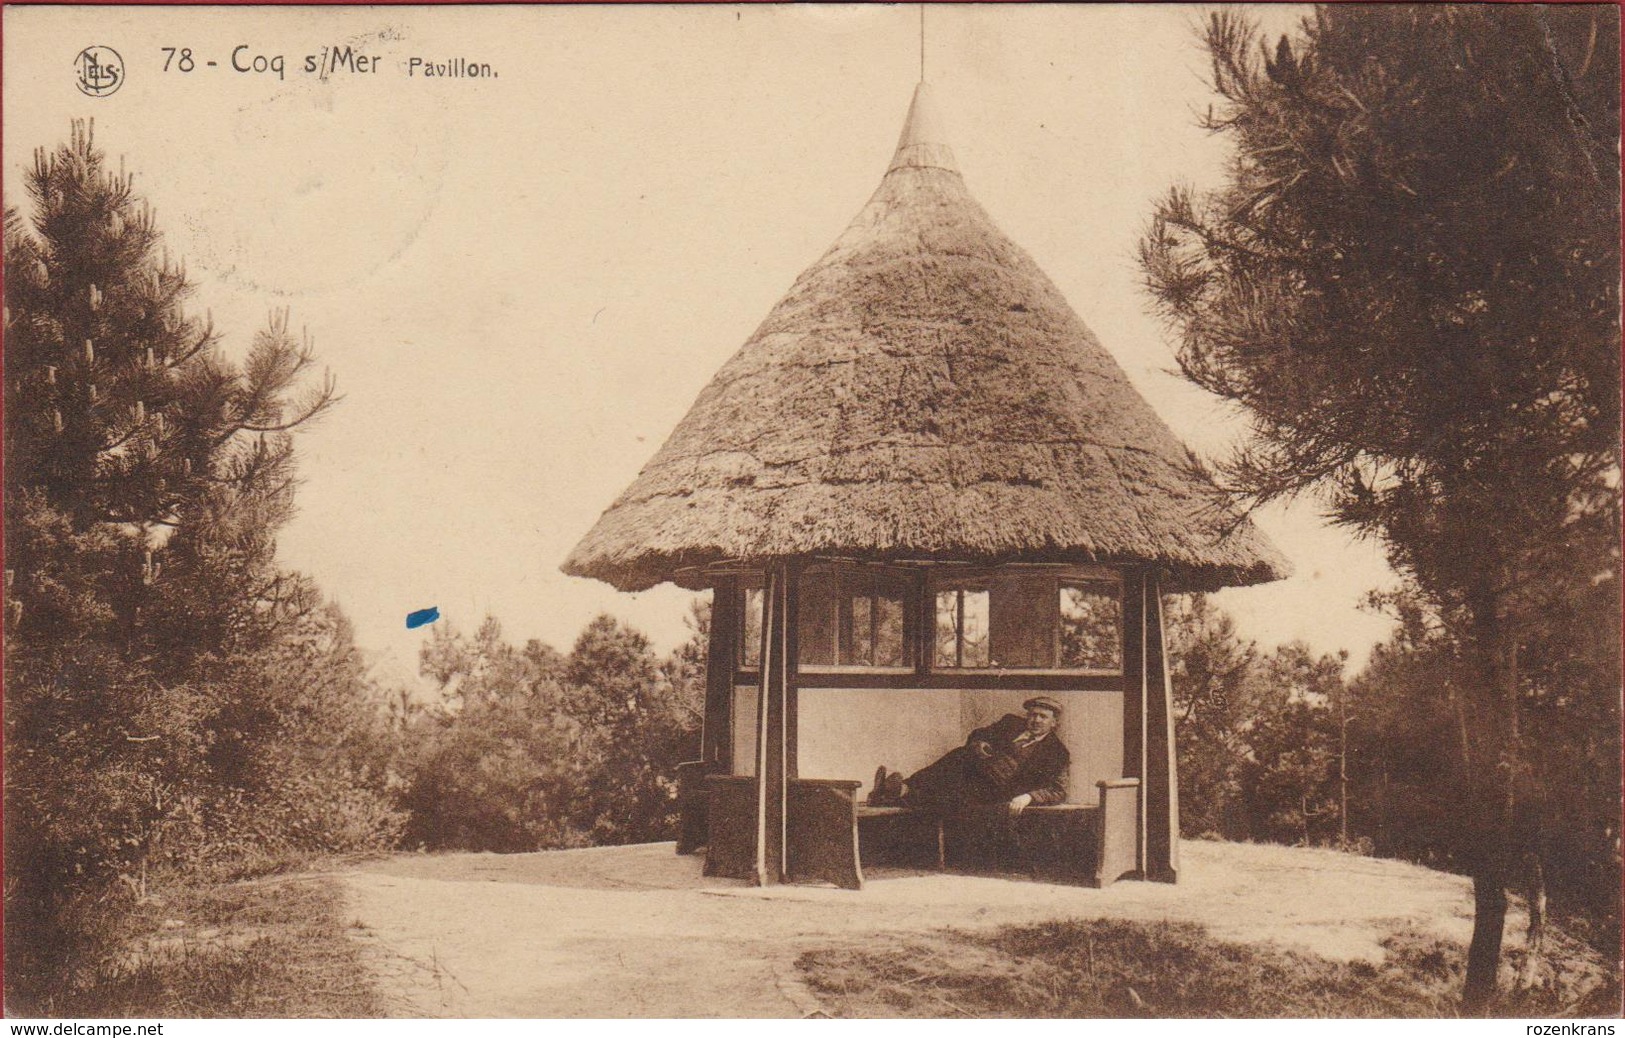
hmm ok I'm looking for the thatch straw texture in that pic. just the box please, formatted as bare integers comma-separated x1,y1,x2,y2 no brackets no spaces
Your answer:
564,84,1289,593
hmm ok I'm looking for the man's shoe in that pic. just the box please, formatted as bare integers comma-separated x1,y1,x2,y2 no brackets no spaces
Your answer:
869,766,891,805
884,771,906,804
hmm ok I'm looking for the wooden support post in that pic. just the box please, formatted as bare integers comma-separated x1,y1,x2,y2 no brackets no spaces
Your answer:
1143,572,1180,882
1120,567,1147,877
752,562,798,885
677,580,740,858
703,577,738,771
785,567,800,783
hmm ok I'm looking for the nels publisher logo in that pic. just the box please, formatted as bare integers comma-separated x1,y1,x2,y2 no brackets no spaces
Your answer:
74,46,123,97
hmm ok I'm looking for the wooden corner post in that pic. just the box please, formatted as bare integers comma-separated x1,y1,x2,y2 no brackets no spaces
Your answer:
752,561,799,885
1120,566,1147,878
702,577,737,772
1142,571,1180,883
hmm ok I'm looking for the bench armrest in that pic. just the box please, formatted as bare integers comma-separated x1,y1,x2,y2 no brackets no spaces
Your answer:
1094,777,1141,886
1097,778,1142,791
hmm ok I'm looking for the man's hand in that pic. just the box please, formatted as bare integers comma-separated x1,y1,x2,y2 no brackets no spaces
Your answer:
1008,793,1033,816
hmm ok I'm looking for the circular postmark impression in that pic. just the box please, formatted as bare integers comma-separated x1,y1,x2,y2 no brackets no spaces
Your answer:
74,46,124,98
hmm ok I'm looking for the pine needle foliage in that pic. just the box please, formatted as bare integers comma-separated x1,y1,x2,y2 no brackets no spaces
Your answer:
1138,6,1620,1011
3,123,395,1012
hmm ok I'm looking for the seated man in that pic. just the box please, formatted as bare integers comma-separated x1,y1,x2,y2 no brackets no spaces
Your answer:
869,696,1069,817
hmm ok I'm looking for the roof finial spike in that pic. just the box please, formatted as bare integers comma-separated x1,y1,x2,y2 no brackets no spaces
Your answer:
919,4,926,83
888,80,959,175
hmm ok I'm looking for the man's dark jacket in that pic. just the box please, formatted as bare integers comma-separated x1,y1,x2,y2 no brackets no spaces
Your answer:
903,713,1070,812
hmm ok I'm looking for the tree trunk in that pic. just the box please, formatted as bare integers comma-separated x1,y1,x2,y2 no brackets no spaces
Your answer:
1379,752,1390,854
1464,869,1510,1013
1460,580,1525,1015
1338,688,1350,849
1518,852,1549,991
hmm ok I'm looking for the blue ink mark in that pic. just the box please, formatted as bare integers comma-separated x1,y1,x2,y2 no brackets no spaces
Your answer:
406,606,440,630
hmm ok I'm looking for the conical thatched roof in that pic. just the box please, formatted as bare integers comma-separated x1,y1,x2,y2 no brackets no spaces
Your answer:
563,83,1290,593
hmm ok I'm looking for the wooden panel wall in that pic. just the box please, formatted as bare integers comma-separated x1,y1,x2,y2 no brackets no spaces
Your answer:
790,687,1124,804
703,580,737,771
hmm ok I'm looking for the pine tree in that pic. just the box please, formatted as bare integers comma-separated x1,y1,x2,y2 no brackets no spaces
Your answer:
564,615,698,843
5,122,334,664
403,618,589,852
2,122,352,1007
1164,594,1262,840
1139,7,1619,1009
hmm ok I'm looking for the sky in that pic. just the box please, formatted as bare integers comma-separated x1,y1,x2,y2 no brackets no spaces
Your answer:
4,4,1399,688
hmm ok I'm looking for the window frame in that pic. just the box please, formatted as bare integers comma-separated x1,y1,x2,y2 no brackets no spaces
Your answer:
927,565,1124,677
734,563,916,675
798,563,915,674
728,561,1126,683
932,582,991,670
737,581,765,670
1055,576,1127,675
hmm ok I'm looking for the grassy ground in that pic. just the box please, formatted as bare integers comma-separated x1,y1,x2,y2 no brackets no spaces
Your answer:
16,874,383,1018
797,918,1620,1018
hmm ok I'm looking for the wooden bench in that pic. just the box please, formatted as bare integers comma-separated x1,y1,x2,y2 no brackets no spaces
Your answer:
675,760,724,855
686,769,1141,891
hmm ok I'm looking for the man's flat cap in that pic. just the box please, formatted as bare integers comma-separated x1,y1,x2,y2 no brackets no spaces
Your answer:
1023,696,1063,716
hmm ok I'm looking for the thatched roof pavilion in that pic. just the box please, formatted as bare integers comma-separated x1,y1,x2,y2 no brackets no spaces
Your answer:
563,82,1289,890
563,83,1289,594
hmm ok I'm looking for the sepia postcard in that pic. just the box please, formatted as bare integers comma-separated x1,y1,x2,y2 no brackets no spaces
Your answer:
3,2,1619,1023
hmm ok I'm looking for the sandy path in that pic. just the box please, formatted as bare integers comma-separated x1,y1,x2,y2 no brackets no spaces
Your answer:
342,840,1515,1018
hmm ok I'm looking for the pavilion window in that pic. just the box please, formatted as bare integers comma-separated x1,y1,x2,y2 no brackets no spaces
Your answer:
934,584,991,668
930,569,1122,673
739,585,764,668
798,565,910,669
737,567,911,671
1058,579,1123,672
845,587,906,666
